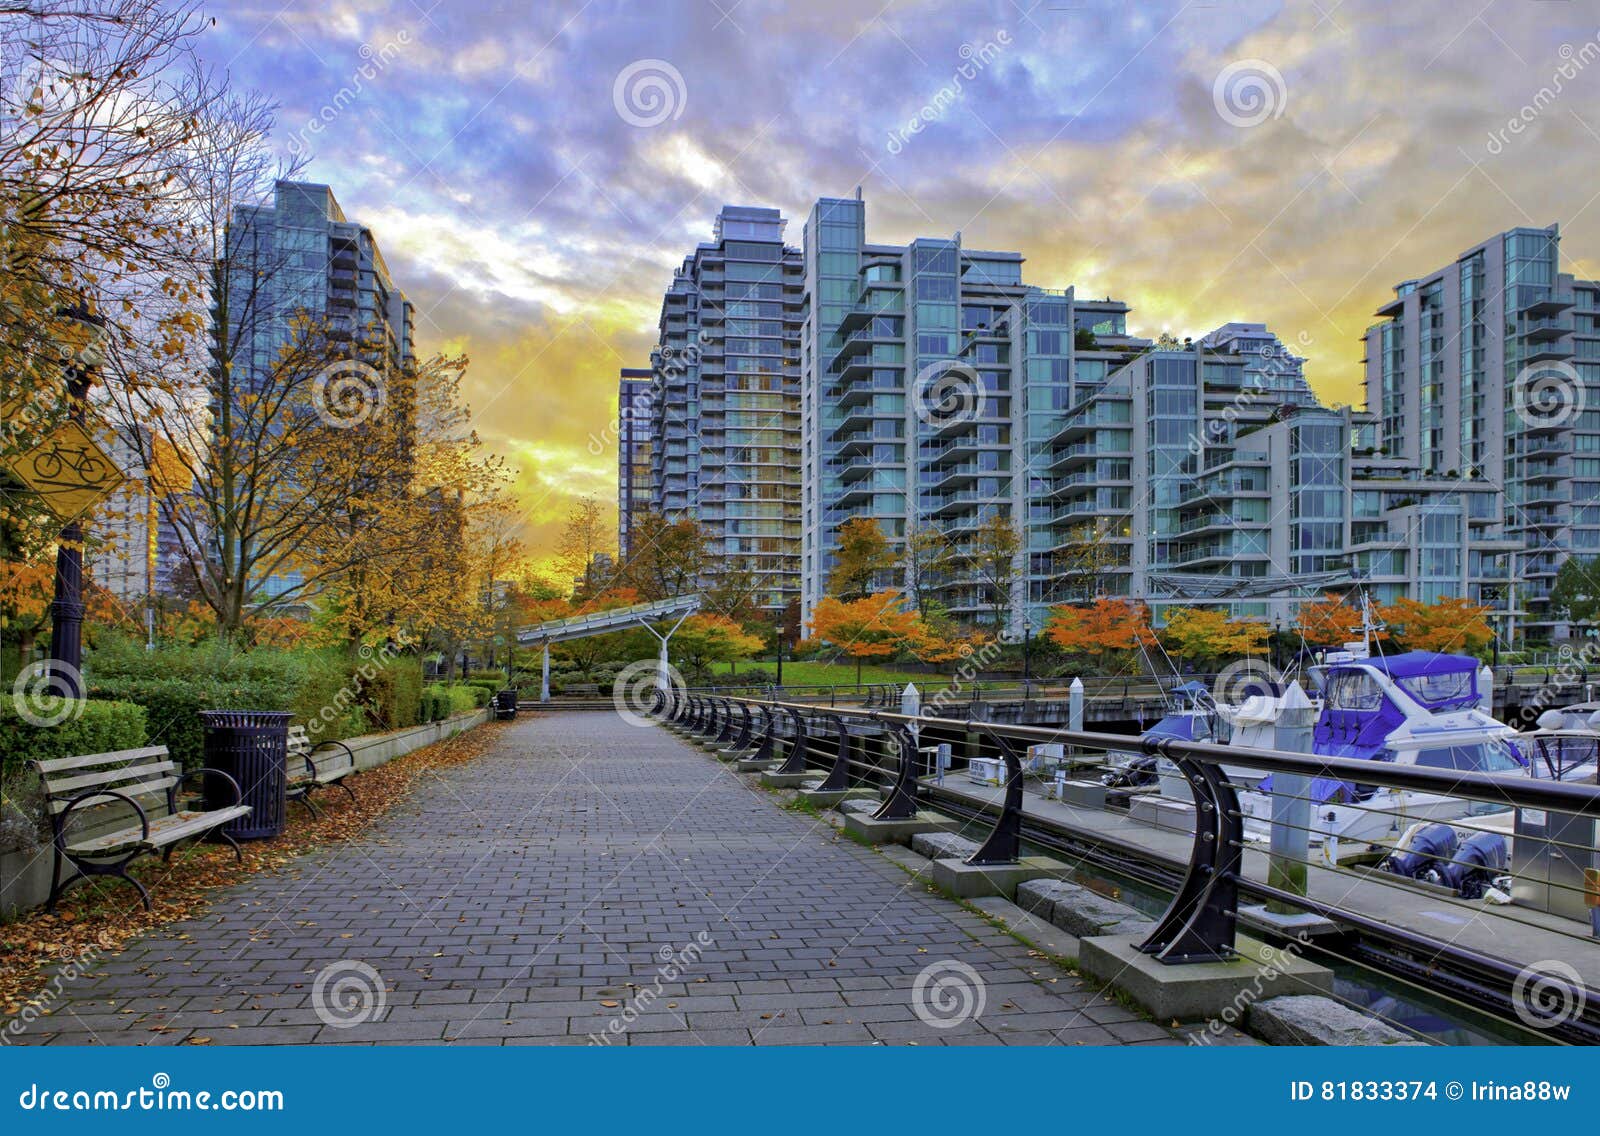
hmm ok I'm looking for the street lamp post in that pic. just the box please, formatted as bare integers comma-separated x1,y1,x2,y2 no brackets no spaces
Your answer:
45,306,106,700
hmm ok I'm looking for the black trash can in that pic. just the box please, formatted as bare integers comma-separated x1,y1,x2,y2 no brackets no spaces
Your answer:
199,710,291,839
494,688,519,720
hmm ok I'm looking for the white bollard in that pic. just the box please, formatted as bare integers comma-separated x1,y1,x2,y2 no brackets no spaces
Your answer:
1269,681,1316,910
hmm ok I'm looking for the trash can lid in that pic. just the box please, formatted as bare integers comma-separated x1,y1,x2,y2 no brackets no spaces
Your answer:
198,709,295,727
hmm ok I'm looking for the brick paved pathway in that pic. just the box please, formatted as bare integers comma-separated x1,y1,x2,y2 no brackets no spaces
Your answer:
10,713,1179,1046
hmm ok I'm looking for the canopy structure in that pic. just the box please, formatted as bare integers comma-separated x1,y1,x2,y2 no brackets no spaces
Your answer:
516,595,702,702
1144,569,1354,599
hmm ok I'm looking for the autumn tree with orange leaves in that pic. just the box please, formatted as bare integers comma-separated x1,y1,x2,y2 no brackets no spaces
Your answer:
1293,594,1373,646
1044,598,1157,671
808,590,925,686
1380,596,1495,656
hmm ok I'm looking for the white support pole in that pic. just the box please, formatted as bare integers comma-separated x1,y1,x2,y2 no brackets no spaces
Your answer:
1068,677,1084,732
901,682,921,748
541,643,550,704
638,609,695,695
1268,681,1316,910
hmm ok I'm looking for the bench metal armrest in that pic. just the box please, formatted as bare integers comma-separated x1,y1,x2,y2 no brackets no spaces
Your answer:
312,739,356,766
177,767,244,809
56,789,150,846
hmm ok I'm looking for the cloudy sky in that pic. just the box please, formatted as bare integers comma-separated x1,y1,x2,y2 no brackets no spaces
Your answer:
208,0,1600,560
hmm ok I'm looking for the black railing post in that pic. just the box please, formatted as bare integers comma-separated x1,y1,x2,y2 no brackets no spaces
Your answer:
965,725,1022,866
817,714,853,792
871,722,920,820
748,703,776,763
777,705,810,775
1137,740,1241,964
728,702,753,752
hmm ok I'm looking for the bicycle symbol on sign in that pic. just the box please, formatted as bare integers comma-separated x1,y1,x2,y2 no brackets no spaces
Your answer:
29,444,109,486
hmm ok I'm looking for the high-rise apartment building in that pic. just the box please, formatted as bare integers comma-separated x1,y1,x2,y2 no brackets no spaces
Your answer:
1363,224,1600,634
648,206,803,616
633,199,1595,646
798,193,1146,633
617,367,653,560
216,179,416,602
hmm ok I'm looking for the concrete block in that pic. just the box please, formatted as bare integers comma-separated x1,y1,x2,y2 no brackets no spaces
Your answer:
1129,796,1197,834
840,809,950,845
734,758,775,773
930,855,1067,899
1015,878,1078,922
1079,934,1333,1022
1059,779,1107,810
760,769,813,789
968,896,1080,963
910,832,981,860
1239,904,1342,941
1038,880,1157,941
797,785,876,810
1248,995,1424,1046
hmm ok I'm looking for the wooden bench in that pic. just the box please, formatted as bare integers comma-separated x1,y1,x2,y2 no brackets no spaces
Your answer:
563,683,601,697
33,746,249,912
285,726,358,818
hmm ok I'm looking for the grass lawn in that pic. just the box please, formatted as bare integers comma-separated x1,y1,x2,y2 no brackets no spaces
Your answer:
709,659,942,689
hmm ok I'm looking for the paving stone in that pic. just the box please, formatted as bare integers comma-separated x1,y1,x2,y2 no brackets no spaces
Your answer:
0,712,1172,1048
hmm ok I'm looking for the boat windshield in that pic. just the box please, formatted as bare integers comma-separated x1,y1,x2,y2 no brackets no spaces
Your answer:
1412,738,1523,774
1394,669,1476,709
1325,670,1383,710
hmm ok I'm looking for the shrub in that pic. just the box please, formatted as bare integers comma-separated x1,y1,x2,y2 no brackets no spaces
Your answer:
0,698,149,777
423,684,479,718
86,676,288,768
366,659,422,730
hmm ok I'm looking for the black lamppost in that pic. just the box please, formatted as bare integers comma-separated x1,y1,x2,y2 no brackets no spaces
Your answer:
1022,625,1032,683
45,305,107,700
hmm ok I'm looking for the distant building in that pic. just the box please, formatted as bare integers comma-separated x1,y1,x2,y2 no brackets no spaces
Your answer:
617,368,653,560
213,179,415,605
798,192,1148,632
1362,224,1600,635
91,427,190,608
649,206,803,617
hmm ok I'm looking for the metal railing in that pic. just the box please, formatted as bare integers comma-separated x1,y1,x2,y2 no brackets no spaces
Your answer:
659,691,1600,1044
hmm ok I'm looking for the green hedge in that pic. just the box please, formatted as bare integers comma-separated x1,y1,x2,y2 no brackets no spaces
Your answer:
0,698,148,778
422,684,476,720
84,640,432,763
86,676,289,768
